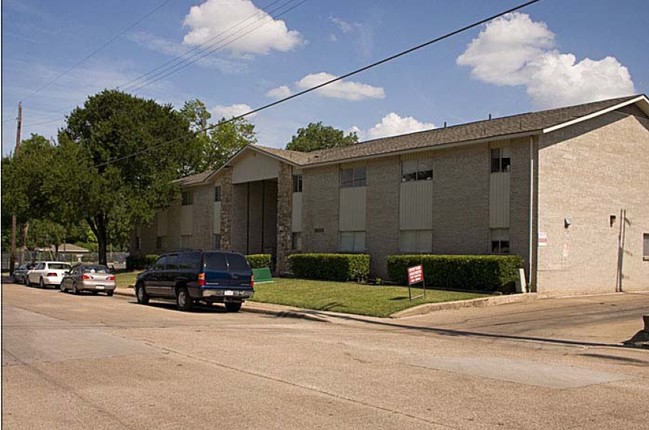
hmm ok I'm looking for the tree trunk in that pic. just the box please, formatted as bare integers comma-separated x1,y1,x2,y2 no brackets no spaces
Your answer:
86,215,108,266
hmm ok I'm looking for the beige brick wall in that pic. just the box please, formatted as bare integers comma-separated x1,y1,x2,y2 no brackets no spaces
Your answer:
536,111,649,293
431,144,490,254
302,164,340,252
509,137,533,278
191,185,214,250
366,156,400,278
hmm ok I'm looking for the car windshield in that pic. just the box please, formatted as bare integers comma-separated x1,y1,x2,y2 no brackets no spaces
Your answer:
49,263,71,270
82,265,110,274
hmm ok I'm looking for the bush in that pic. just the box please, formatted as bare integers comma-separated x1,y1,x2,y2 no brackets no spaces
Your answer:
126,254,159,270
246,254,271,269
289,253,370,282
387,254,523,292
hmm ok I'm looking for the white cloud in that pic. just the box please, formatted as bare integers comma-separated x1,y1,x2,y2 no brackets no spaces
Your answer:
457,13,635,107
266,85,293,99
330,16,359,34
294,72,385,101
351,113,435,141
183,0,303,55
128,31,245,74
211,103,255,120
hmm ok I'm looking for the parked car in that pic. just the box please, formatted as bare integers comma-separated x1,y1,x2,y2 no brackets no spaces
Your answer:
135,250,254,312
13,263,35,285
60,264,116,296
27,261,73,288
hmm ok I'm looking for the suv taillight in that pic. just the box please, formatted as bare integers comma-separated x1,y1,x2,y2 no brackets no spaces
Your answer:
251,274,254,290
198,272,206,286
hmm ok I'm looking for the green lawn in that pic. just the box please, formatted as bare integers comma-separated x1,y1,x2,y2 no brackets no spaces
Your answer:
113,272,488,317
251,278,488,318
114,271,140,289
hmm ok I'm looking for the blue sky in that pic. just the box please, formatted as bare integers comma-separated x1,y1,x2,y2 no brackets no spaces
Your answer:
2,0,648,156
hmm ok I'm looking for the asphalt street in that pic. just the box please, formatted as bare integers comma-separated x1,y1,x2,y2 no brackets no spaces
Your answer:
2,282,648,429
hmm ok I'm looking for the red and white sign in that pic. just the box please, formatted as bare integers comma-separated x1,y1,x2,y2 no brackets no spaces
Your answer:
407,265,424,285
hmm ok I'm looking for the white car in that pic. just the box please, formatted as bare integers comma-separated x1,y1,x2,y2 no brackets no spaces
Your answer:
27,261,73,289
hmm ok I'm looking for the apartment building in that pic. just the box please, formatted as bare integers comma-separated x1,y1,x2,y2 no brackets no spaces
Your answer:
132,95,649,294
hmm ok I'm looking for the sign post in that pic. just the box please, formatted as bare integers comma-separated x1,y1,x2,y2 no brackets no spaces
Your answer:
407,265,426,301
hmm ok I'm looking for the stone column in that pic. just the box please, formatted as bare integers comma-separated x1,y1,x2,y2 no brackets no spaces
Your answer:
220,167,233,250
276,163,293,274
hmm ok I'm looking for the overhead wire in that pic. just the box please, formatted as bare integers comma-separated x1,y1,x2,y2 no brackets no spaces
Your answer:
20,0,174,104
94,0,543,169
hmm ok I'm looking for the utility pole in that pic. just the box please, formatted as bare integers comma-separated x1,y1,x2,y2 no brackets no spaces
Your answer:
9,102,23,276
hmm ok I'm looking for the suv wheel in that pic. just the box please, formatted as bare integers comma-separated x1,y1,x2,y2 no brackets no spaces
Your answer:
39,278,46,289
225,302,242,312
135,283,149,305
176,287,193,311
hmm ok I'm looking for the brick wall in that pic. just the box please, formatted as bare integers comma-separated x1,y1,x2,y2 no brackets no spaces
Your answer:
536,111,649,293
302,164,340,253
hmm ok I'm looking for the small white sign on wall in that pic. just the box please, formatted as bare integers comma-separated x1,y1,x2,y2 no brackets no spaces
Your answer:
538,232,548,247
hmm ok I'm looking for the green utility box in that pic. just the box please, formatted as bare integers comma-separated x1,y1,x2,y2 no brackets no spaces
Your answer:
252,267,273,284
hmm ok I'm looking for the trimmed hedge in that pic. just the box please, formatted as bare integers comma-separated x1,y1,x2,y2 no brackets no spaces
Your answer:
246,254,271,269
126,254,159,270
289,253,370,282
387,254,523,292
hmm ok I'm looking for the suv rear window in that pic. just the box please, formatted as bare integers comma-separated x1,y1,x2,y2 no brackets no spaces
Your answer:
48,263,71,270
226,254,250,271
204,253,227,271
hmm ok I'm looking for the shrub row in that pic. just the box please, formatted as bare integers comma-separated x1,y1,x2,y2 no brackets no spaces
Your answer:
387,255,523,292
246,254,271,269
289,253,370,282
126,254,159,270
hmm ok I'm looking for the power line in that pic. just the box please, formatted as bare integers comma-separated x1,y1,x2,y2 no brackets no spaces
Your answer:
119,0,288,91
20,0,174,103
20,0,302,129
125,0,310,93
94,0,543,169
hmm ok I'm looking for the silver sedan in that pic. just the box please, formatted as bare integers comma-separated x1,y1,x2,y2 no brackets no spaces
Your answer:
60,264,116,296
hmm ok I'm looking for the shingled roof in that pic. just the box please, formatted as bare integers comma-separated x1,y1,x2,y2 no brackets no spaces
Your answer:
294,95,646,166
175,94,647,185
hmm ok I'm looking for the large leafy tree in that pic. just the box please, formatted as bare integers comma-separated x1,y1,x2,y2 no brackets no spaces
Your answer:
179,99,256,174
286,122,358,153
54,89,196,265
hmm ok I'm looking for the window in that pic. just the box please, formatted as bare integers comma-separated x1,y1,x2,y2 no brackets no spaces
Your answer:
153,256,168,270
180,235,192,249
293,175,303,193
214,186,221,202
226,253,249,271
402,159,433,182
292,232,302,251
491,229,510,254
339,231,366,252
213,234,221,250
399,230,433,253
491,148,511,173
182,191,193,206
179,251,202,270
156,236,167,250
644,233,649,260
341,167,366,188
135,236,141,250
166,254,179,270
204,252,227,271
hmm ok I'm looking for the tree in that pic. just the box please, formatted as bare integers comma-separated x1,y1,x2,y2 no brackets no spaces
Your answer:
286,122,358,153
54,89,196,265
179,99,257,174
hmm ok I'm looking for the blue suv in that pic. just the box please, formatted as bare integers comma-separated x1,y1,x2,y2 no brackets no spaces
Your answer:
135,250,254,312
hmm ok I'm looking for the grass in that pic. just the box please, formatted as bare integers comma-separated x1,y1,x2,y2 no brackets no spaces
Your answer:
114,271,141,289
112,271,489,317
251,278,488,318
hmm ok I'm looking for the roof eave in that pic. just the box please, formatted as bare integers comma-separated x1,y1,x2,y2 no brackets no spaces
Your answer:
302,130,541,169
542,95,649,134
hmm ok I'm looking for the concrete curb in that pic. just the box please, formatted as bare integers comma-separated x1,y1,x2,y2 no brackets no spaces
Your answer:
113,285,539,321
390,293,539,319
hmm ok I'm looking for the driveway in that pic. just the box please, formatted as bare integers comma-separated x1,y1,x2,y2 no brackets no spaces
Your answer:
394,292,649,347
